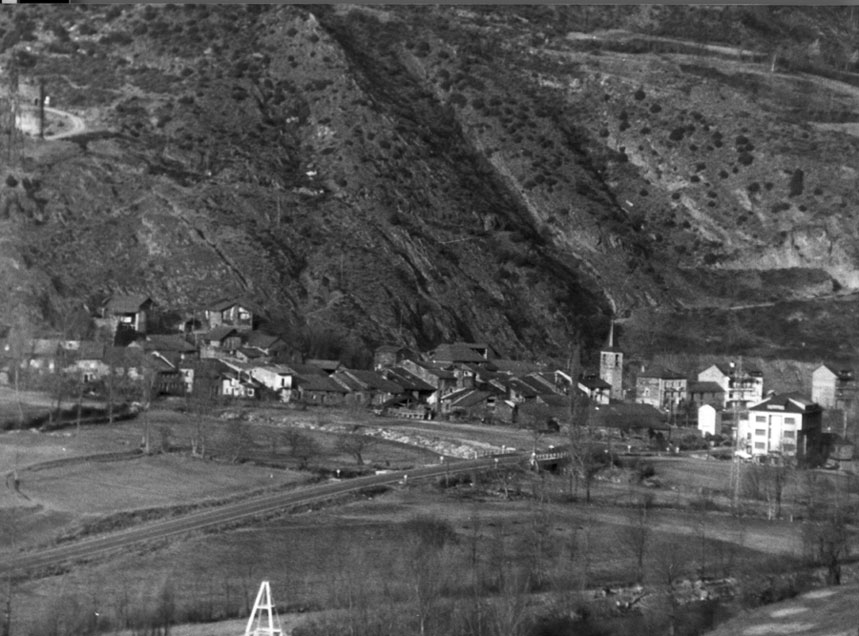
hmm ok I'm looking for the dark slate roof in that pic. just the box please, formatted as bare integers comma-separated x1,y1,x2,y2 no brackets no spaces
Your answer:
409,360,456,380
181,358,227,378
491,359,543,374
538,394,569,408
749,393,822,414
332,373,363,391
375,344,405,354
288,363,327,376
245,331,284,350
207,297,258,312
431,343,487,363
306,359,341,372
144,334,197,353
590,402,668,430
238,347,265,360
384,367,436,392
204,326,239,342
30,339,61,356
639,365,686,380
508,378,538,398
105,294,153,314
529,372,560,391
342,369,403,393
516,375,559,396
76,341,105,360
579,375,611,390
449,390,492,409
296,374,348,393
688,381,725,394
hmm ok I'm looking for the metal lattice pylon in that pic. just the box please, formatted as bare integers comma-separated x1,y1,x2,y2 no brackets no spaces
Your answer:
244,581,285,636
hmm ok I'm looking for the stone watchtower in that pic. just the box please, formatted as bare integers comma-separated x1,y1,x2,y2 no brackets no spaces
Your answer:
599,321,624,401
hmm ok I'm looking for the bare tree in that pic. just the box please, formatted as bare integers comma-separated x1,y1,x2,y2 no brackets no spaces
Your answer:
621,493,653,584
653,538,689,636
802,472,852,585
743,461,793,520
186,390,210,458
282,428,320,469
336,428,375,466
224,419,254,463
404,514,457,636
5,311,34,429
488,521,531,636
565,340,603,502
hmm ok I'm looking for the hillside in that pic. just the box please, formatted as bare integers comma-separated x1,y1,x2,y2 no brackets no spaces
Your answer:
2,5,859,363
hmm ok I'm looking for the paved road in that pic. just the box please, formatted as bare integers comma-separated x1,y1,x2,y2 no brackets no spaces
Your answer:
0,454,525,576
43,106,86,140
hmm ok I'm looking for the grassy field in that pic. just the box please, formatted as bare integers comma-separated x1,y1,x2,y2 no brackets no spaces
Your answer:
2,397,856,636
7,471,816,636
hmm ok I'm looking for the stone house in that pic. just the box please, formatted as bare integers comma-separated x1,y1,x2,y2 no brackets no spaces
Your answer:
102,294,154,335
199,327,242,358
205,299,256,332
294,374,348,405
636,365,687,411
811,364,856,411
578,374,611,405
687,381,725,409
332,369,403,406
373,345,417,371
698,363,763,413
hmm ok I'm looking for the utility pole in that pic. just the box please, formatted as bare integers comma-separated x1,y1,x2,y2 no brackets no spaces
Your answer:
7,57,19,163
38,78,45,139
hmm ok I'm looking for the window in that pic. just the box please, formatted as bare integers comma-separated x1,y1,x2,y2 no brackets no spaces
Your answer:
754,442,766,449
754,429,767,437
247,388,255,397
783,430,795,439
782,443,796,453
615,354,620,368
755,415,766,423
784,417,796,425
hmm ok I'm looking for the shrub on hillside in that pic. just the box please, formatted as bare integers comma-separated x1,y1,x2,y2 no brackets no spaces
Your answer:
788,169,804,197
738,152,754,166
669,127,685,141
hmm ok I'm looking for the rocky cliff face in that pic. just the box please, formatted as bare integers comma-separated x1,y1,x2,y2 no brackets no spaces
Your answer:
2,5,859,361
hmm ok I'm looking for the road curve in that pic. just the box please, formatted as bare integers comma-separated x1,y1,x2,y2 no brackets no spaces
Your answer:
43,106,86,140
0,454,525,576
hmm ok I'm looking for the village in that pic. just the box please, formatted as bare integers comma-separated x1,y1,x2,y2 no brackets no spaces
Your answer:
1,293,854,473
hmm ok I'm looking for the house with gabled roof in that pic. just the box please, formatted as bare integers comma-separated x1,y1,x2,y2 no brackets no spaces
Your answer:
382,367,436,404
306,359,341,375
489,359,544,375
698,362,763,413
199,326,242,358
401,359,457,403
578,374,611,405
439,387,500,420
811,364,856,411
205,298,259,332
332,368,403,406
373,345,417,371
294,373,348,406
248,364,296,400
430,342,490,365
244,331,289,357
103,294,154,335
739,393,823,462
636,365,687,411
687,380,725,409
